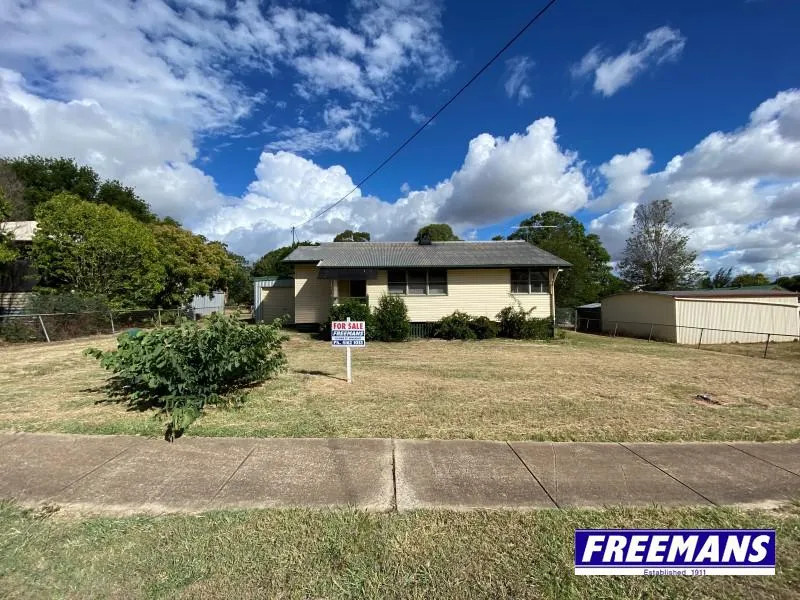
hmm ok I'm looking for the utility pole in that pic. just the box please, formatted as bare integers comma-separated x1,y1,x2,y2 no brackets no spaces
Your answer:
291,226,296,246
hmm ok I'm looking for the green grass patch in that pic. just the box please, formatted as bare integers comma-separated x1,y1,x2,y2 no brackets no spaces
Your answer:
1,502,799,599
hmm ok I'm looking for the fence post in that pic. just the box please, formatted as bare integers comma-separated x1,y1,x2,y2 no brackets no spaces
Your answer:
648,323,654,342
697,328,704,349
613,322,618,338
38,315,51,343
109,311,116,334
157,308,162,327
764,333,771,359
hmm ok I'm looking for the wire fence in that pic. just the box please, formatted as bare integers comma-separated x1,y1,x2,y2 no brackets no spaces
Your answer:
577,318,799,360
0,308,192,343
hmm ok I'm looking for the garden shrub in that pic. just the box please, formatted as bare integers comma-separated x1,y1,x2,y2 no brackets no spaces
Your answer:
469,315,499,340
324,298,375,341
433,311,476,340
86,314,288,439
497,305,553,340
372,294,410,341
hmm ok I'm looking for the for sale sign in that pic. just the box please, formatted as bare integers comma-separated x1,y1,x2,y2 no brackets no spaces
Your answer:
331,320,366,347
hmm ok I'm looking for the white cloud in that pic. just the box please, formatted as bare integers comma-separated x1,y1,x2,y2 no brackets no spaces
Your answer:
572,26,686,96
589,89,800,275
409,105,428,124
503,56,533,104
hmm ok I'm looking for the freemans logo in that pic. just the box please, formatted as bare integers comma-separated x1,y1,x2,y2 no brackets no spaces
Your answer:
574,529,775,576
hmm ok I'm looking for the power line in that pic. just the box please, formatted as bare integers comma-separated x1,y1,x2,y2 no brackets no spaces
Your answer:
296,0,560,230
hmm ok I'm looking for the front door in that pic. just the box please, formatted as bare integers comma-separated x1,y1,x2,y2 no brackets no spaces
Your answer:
350,280,367,298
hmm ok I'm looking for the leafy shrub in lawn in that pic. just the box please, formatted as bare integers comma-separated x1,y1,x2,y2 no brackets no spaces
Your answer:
324,298,375,341
497,305,553,340
372,294,410,341
433,311,476,340
85,314,287,439
469,315,498,340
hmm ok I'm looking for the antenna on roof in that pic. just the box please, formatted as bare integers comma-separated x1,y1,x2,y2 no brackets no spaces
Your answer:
291,226,296,246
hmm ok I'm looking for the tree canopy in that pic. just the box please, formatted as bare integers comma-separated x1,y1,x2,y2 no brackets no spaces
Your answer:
508,211,624,307
730,272,771,287
252,242,317,278
333,230,370,242
0,191,17,265
31,193,164,307
414,224,461,242
699,267,734,289
618,199,700,290
1,156,155,222
775,275,800,292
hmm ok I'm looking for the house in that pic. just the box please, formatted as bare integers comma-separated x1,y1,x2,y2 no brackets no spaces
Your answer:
0,221,38,315
601,288,800,344
265,239,570,329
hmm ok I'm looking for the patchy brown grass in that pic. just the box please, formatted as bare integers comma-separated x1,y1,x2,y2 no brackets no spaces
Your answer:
0,331,798,441
702,339,800,362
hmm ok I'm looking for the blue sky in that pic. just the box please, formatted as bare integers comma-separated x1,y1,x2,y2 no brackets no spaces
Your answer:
1,0,799,274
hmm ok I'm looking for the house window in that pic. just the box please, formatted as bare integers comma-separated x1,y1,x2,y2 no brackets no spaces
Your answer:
387,269,448,295
510,268,549,294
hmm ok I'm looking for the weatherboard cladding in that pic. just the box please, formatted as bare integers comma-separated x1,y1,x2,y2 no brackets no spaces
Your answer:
283,241,571,268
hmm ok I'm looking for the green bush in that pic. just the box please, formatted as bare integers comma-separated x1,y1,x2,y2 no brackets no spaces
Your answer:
433,311,476,340
372,294,410,341
497,305,553,340
85,314,288,439
324,299,375,341
469,315,499,340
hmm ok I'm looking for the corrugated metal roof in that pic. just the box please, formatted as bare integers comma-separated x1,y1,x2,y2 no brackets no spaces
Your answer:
0,221,37,242
651,289,798,298
283,241,571,268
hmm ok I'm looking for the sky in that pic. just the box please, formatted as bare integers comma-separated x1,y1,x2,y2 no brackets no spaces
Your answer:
1,0,799,276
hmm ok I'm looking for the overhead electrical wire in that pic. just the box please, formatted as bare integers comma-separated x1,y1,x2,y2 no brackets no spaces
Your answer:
294,0,560,231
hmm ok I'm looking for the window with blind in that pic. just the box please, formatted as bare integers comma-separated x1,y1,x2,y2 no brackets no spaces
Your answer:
510,268,549,294
386,269,448,295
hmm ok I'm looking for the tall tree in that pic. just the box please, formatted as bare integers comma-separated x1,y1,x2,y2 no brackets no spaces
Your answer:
508,211,622,306
774,275,800,292
618,199,700,290
731,272,770,287
0,163,26,221
31,193,164,307
252,241,317,278
96,180,154,223
700,267,734,289
0,191,18,265
414,224,461,242
333,229,370,242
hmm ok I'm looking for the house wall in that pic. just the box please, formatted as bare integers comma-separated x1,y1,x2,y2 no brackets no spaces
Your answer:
601,294,677,342
294,264,331,324
367,268,552,322
675,298,799,344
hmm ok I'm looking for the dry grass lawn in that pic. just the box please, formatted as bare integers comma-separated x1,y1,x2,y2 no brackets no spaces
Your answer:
0,331,798,441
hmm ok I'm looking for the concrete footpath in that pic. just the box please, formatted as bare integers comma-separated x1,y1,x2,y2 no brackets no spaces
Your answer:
1,432,799,515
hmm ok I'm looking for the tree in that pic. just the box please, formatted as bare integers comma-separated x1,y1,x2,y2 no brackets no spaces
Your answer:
774,275,800,292
2,156,154,222
333,229,370,242
730,272,770,287
0,191,17,265
149,222,238,307
618,199,700,290
31,193,164,307
0,162,26,221
700,267,734,289
225,252,253,305
252,242,317,278
508,212,621,307
491,235,505,241
414,224,460,242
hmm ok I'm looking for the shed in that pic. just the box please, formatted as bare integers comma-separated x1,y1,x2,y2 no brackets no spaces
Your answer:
189,291,226,317
253,276,294,324
601,289,799,344
576,302,601,332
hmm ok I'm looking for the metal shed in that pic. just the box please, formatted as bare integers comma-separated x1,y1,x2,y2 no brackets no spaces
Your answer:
253,276,294,324
601,289,799,344
189,291,226,317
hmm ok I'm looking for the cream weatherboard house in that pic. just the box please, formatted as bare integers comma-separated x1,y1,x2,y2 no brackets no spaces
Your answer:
254,240,570,329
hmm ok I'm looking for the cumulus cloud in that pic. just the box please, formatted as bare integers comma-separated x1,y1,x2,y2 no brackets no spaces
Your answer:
589,89,800,275
503,56,533,104
572,26,686,96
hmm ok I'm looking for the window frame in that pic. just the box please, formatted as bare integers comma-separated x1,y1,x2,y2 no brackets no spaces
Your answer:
387,268,448,296
510,268,550,294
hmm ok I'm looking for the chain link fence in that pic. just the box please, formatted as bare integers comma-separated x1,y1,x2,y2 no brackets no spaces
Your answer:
577,317,799,360
0,308,192,343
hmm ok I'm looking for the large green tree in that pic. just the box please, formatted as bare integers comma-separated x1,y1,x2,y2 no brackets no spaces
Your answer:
0,191,17,265
2,156,155,222
31,193,164,307
414,224,461,242
699,267,734,289
618,199,700,290
252,242,317,278
730,272,771,287
333,230,370,242
775,275,800,292
508,211,622,307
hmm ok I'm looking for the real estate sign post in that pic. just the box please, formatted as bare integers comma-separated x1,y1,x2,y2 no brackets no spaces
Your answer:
331,317,365,383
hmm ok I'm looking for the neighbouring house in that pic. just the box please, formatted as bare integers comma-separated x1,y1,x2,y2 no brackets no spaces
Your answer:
601,288,800,344
266,239,570,329
0,221,38,315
